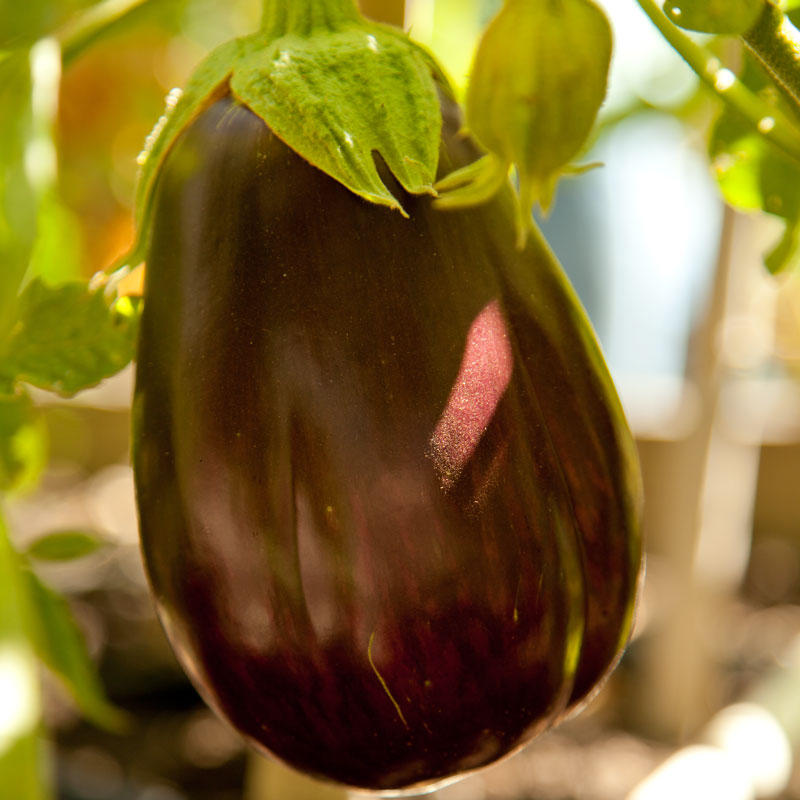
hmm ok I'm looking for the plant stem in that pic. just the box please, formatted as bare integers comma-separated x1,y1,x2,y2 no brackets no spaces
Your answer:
635,0,800,165
742,2,800,119
261,0,361,38
358,0,406,26
59,0,152,67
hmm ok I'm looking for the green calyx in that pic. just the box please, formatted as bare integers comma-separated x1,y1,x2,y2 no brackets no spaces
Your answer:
126,0,447,269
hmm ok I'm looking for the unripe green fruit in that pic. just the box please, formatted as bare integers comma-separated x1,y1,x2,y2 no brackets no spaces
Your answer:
466,0,612,211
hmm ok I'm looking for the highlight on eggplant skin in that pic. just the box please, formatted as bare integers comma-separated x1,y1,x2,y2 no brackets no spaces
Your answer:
132,94,643,793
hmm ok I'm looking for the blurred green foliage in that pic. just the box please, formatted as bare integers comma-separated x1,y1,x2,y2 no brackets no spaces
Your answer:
25,529,109,562
0,51,36,336
0,514,48,800
22,565,129,731
2,0,800,798
0,0,104,49
0,2,199,795
0,394,47,494
710,52,800,273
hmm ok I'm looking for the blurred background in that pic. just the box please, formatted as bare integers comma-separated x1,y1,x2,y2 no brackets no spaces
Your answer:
5,0,800,798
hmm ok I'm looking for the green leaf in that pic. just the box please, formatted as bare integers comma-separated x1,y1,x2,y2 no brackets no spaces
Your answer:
25,530,108,562
0,51,36,339
710,110,793,213
765,217,800,273
0,393,47,494
0,514,50,800
0,733,50,800
663,0,762,34
710,53,800,271
132,35,242,267
22,567,127,731
1,37,64,338
0,279,139,397
230,25,440,213
28,189,83,285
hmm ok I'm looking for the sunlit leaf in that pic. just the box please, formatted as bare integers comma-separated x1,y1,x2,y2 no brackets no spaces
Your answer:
0,393,47,494
711,112,774,211
765,218,800,274
28,190,83,285
0,515,49,800
709,53,800,272
0,733,50,800
25,530,108,562
0,279,139,397
663,0,762,34
22,567,127,731
789,5,800,28
1,36,63,338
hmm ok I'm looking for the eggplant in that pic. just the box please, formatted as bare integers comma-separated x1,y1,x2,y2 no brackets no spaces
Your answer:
133,92,642,793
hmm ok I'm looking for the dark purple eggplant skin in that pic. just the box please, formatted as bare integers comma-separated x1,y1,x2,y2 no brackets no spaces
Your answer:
133,94,642,792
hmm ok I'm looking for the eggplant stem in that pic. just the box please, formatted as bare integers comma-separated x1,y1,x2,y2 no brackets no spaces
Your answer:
261,0,361,38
